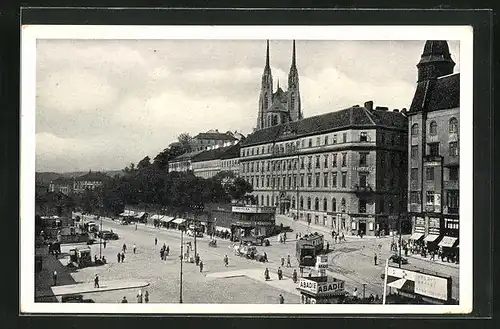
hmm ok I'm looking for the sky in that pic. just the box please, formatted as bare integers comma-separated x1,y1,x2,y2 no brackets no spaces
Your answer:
35,39,460,173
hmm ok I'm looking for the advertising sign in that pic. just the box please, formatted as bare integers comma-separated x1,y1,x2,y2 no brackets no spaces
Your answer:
315,255,329,270
298,278,317,294
298,278,345,296
414,272,449,301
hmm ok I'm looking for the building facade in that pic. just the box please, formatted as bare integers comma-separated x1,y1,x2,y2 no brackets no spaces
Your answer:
188,142,241,179
240,103,408,237
169,150,205,173
72,171,108,194
255,40,302,131
49,178,74,195
407,41,460,248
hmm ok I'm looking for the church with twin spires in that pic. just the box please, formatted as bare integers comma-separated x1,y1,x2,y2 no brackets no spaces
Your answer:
255,40,302,131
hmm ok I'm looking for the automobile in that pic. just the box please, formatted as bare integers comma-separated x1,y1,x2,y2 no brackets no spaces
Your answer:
120,219,129,225
389,254,409,265
186,229,203,238
240,235,270,247
98,230,119,240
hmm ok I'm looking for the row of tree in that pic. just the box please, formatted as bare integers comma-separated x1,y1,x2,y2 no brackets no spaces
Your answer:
36,133,254,219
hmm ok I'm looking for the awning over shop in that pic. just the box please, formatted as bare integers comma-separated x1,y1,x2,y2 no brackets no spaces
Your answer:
172,218,186,225
409,232,424,241
215,226,230,231
135,212,146,218
161,216,175,223
119,210,135,217
150,214,164,220
424,234,440,242
438,236,458,248
387,278,406,289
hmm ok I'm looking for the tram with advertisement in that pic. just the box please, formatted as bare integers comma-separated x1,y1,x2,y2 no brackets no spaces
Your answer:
296,232,324,266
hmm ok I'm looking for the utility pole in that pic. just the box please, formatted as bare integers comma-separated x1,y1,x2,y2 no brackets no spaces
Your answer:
399,216,402,268
362,283,366,300
179,228,184,303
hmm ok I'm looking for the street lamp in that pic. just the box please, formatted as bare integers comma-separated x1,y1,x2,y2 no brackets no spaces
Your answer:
179,226,184,303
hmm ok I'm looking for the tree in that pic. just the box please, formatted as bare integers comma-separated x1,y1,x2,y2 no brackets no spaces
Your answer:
177,133,194,153
137,156,151,170
227,177,254,202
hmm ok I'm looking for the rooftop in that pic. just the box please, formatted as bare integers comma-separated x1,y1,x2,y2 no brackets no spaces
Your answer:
242,105,407,147
194,132,237,141
409,73,459,114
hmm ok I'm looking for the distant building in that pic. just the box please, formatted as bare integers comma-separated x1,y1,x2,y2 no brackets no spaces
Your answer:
168,149,206,173
240,102,408,237
191,143,241,179
407,41,460,248
192,129,238,151
48,177,74,195
73,171,109,193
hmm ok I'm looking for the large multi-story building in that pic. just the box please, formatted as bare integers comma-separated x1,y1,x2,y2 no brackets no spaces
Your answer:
407,40,460,250
191,142,241,179
240,102,408,237
49,171,109,195
255,40,302,131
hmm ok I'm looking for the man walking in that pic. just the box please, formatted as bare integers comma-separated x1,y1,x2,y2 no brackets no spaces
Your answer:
94,274,100,288
155,237,158,246
166,245,170,256
279,294,284,304
133,244,137,254
374,253,378,266
121,251,125,263
199,260,204,273
117,252,121,263
292,269,298,283
281,256,285,267
144,291,149,303
224,255,229,267
326,242,330,252
277,267,283,280
103,240,107,249
52,270,57,286
122,243,127,253
286,255,291,268
121,296,128,303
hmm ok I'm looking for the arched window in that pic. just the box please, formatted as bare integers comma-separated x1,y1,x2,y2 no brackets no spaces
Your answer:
429,121,437,135
266,195,269,206
323,198,328,212
411,123,419,136
314,197,319,211
307,197,311,210
292,197,296,209
341,198,346,212
300,196,304,209
332,198,337,212
449,117,458,133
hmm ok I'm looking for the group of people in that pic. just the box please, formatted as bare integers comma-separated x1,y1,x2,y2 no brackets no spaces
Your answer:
280,255,292,268
120,290,150,303
213,230,231,240
159,243,170,260
331,231,346,243
278,232,287,244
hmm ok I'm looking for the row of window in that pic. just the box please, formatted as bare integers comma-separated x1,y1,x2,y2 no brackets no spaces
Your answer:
410,167,458,181
244,172,351,189
409,190,459,210
411,117,459,137
410,142,459,158
242,153,351,173
221,159,239,168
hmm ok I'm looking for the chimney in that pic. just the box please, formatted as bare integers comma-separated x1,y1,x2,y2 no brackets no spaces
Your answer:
353,104,360,107
401,108,407,114
364,101,374,111
375,106,388,111
215,129,219,133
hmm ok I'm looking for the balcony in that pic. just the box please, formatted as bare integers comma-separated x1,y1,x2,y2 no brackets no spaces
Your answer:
353,184,374,194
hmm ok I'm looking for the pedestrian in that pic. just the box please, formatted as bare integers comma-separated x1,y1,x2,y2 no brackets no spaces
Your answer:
287,255,291,268
331,231,334,239
199,261,204,272
122,243,127,253
136,291,143,303
155,237,158,246
133,244,137,254
224,255,229,267
277,267,283,280
195,254,200,266
264,252,268,262
52,270,57,286
292,269,298,283
334,235,338,244
121,296,128,303
94,274,100,288
264,268,270,281
279,294,284,304
341,233,344,241
352,287,358,299
374,253,378,266
144,291,149,303
295,233,298,240
117,252,121,263
166,245,170,256
103,240,107,248
121,251,125,262
160,249,164,260
326,242,330,252
281,256,285,267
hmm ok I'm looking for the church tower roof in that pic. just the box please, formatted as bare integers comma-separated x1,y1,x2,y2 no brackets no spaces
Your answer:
417,40,455,82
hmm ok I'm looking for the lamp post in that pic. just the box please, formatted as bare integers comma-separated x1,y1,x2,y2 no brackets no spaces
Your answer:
99,215,102,259
179,227,184,303
398,216,403,269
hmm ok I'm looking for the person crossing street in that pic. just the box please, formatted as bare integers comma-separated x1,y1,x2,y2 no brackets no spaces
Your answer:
286,255,291,268
94,274,100,288
133,244,137,254
224,255,229,267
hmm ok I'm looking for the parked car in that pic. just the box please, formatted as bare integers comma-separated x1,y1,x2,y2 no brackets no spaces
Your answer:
98,230,119,240
389,254,408,265
186,229,203,238
120,219,129,225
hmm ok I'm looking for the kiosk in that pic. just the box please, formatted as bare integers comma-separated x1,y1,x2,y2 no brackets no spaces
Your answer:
297,276,347,304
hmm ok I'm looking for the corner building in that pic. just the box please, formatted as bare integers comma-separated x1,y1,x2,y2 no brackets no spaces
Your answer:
240,103,408,237
407,40,460,251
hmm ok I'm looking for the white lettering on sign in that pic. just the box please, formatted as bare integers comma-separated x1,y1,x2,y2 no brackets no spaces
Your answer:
414,273,449,301
387,266,416,281
298,279,318,294
316,281,345,295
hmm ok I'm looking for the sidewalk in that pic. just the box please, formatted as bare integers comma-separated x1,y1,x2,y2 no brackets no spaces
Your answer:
406,253,460,269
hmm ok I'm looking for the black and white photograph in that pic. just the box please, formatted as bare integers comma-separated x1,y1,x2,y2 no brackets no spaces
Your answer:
20,25,473,314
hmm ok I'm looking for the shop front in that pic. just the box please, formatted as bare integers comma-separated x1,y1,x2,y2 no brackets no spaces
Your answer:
350,216,376,237
297,276,346,304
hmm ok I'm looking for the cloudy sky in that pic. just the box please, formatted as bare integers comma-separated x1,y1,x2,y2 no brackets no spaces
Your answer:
35,39,459,173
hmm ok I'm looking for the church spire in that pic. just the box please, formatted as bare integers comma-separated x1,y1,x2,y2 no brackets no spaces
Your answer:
265,39,271,71
291,39,296,68
417,40,455,82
